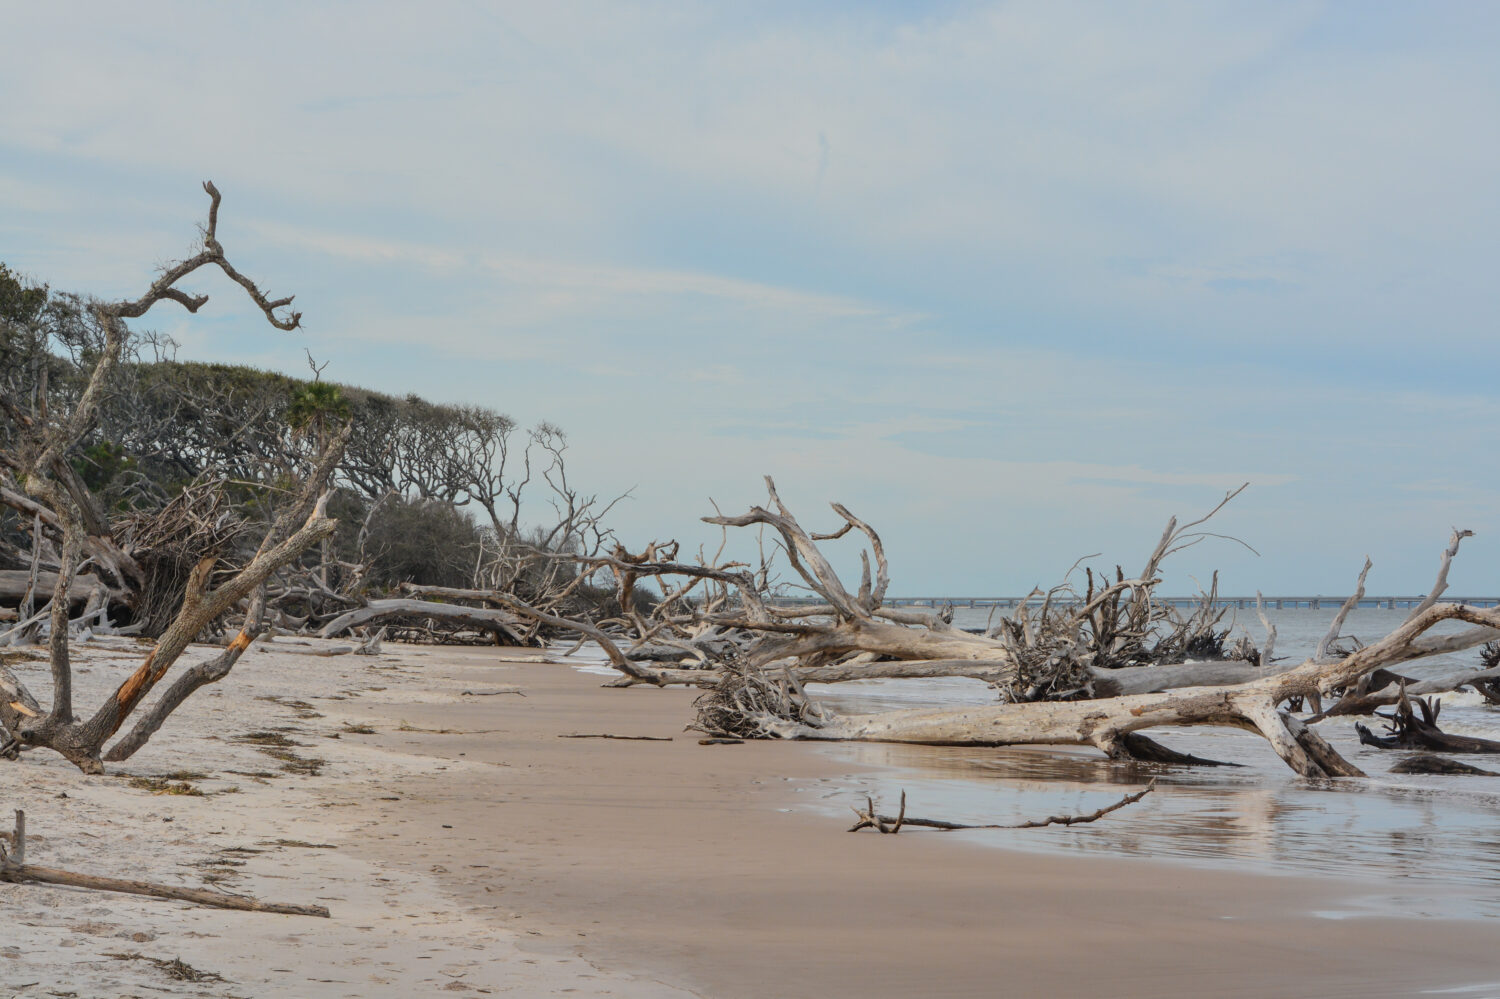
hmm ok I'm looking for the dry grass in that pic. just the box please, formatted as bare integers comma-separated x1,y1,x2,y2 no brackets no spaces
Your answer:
124,776,204,797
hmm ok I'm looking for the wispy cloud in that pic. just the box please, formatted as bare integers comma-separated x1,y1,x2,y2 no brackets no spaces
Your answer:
3,2,1499,591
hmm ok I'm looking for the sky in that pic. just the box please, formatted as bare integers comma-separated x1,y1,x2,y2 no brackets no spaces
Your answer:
3,1,1498,596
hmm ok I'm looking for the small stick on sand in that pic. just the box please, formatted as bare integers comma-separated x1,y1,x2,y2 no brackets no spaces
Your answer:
849,781,1156,834
558,733,673,741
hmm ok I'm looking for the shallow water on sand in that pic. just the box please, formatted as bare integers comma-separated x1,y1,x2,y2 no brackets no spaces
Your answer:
570,607,1500,916
808,608,1500,917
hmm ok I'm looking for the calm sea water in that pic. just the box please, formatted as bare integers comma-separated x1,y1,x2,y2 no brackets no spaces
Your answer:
571,607,1500,916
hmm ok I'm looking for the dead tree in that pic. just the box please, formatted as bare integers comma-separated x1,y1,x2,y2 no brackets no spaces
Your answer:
485,477,1500,778
509,478,1270,699
676,487,1500,777
0,182,344,773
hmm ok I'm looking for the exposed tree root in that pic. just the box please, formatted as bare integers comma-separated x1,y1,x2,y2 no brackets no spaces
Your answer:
1356,689,1500,754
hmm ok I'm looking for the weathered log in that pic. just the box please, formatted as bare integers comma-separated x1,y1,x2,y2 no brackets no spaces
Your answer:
601,655,1285,696
1089,659,1287,697
1107,732,1238,767
4,863,331,916
1313,666,1500,720
0,570,112,606
698,601,1500,777
0,810,327,916
319,599,529,645
1390,755,1499,776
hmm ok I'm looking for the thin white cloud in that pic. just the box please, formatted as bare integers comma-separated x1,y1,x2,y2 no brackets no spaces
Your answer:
3,2,1499,590
247,218,918,323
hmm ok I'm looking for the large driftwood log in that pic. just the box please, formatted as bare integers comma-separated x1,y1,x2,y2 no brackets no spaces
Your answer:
319,598,530,645
695,601,1500,778
0,570,113,606
532,478,1265,699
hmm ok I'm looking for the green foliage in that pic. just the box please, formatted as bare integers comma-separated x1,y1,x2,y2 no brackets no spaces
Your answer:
286,380,351,440
72,441,138,503
0,263,48,328
360,496,485,590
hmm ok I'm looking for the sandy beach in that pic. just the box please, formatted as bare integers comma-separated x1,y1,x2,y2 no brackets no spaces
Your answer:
4,638,1499,998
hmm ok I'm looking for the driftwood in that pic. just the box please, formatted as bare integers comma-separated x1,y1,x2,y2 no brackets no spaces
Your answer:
849,782,1155,834
0,810,328,917
466,474,1500,778
1355,691,1500,755
509,479,1269,703
1390,755,1500,776
664,483,1500,778
320,598,529,645
557,733,672,741
0,570,112,606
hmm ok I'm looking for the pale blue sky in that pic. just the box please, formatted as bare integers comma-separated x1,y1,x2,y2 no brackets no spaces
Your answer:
3,2,1498,595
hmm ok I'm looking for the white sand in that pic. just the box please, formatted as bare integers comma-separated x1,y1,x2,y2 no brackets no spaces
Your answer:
1,637,696,998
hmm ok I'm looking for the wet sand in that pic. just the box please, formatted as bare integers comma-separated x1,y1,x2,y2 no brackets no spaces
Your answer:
340,647,1500,999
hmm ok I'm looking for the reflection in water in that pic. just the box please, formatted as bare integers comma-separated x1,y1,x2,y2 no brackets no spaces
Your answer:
563,606,1500,916
812,735,1500,918
806,607,1500,919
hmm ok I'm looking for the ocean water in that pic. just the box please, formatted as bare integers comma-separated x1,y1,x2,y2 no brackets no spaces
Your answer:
570,606,1500,915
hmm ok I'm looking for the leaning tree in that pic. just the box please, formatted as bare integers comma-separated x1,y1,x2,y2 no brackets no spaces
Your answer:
0,182,345,773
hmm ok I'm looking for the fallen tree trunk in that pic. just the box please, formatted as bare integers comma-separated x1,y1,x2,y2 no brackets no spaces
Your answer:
1313,665,1500,720
694,601,1500,777
1391,755,1500,776
603,655,1287,694
0,570,114,606
319,598,531,645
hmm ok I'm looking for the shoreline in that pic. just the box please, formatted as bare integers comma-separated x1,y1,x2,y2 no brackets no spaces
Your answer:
337,647,1500,999
3,639,1498,997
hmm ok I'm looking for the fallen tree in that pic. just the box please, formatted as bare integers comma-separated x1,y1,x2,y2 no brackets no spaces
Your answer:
677,488,1500,776
319,595,530,645
486,478,1500,778
503,479,1268,697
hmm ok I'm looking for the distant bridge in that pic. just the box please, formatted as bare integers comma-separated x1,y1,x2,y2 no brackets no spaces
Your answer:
884,596,1500,611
